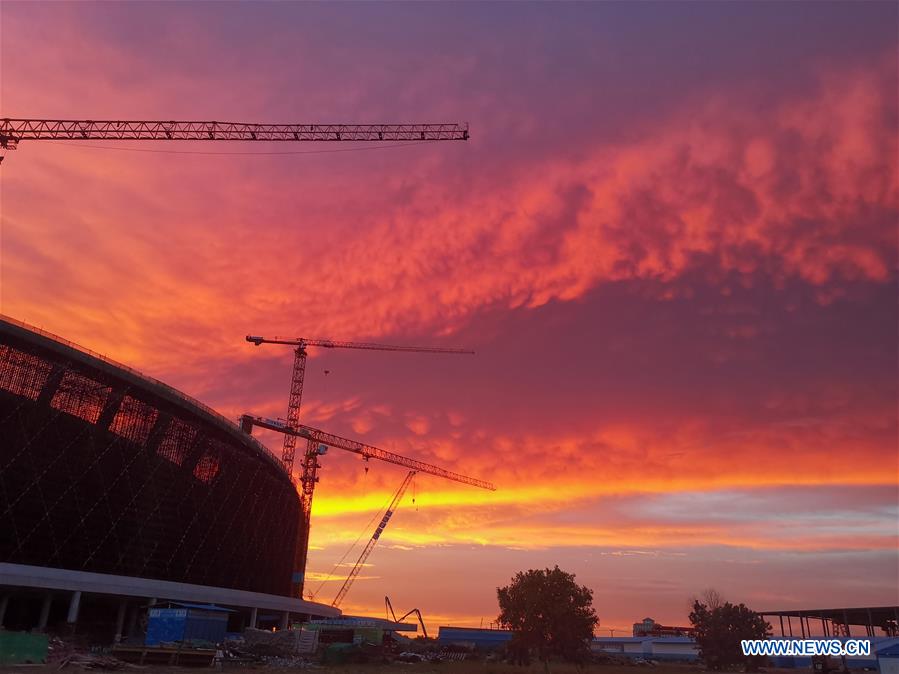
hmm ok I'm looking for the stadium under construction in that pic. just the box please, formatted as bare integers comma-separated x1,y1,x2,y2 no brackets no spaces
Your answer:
0,316,339,637
0,119,491,645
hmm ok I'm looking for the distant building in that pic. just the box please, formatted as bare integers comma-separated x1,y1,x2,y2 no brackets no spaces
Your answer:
633,617,696,637
437,626,514,650
437,624,699,661
594,636,699,662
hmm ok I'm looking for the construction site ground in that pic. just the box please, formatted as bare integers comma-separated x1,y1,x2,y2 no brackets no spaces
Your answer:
7,662,704,674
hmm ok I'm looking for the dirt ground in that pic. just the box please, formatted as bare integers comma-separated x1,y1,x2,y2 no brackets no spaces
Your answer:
319,664,703,674
2,663,703,674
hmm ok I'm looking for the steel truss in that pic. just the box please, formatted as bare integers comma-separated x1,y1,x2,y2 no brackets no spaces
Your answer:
0,119,469,149
0,329,300,597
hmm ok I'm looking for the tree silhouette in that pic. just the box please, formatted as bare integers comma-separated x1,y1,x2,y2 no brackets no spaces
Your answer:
690,599,771,671
497,566,598,666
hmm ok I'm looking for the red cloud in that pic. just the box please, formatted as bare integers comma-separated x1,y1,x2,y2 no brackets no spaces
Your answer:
2,56,895,371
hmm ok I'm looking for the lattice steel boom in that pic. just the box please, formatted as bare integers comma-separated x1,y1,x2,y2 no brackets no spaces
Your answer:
0,119,469,149
239,415,495,492
239,413,494,599
246,336,475,354
331,470,416,608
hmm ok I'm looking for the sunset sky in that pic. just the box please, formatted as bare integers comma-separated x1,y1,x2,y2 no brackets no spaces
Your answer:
1,1,897,634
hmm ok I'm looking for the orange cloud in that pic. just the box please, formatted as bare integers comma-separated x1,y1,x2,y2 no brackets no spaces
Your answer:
2,57,895,374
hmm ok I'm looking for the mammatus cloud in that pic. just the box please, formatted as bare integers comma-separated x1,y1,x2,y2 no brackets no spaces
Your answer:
268,58,897,334
2,58,895,370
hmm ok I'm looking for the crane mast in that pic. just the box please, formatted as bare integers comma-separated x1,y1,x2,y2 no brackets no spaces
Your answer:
331,471,416,609
281,346,308,490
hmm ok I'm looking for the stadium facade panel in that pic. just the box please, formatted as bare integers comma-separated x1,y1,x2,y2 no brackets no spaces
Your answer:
0,317,299,597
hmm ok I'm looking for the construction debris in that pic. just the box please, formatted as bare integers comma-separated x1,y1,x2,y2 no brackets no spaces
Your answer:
257,655,318,668
230,627,319,656
55,653,136,670
46,637,135,670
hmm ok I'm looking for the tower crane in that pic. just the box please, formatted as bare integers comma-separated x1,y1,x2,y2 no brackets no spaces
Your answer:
238,414,494,599
244,335,474,596
245,335,474,475
331,470,416,609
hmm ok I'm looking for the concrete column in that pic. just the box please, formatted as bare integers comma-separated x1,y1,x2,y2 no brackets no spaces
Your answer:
0,595,9,629
127,607,138,638
38,594,52,631
66,591,81,624
36,367,65,407
96,389,125,430
114,600,128,643
249,607,258,629
280,612,289,630
143,415,172,458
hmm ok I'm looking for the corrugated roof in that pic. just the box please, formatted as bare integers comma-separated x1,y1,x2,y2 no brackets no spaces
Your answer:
157,601,235,612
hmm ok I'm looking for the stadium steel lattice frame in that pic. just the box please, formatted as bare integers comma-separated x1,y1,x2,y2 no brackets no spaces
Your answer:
0,316,300,597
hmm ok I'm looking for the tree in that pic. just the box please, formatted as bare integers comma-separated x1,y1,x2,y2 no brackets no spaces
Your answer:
689,599,771,671
497,566,598,666
700,588,725,610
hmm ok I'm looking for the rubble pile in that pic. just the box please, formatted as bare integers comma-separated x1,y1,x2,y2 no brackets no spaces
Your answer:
57,653,135,670
47,638,133,670
258,655,318,668
233,627,306,656
222,628,322,666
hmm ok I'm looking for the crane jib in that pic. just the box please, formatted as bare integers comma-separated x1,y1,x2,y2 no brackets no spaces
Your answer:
238,414,495,491
0,119,470,149
244,334,474,355
302,424,495,491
